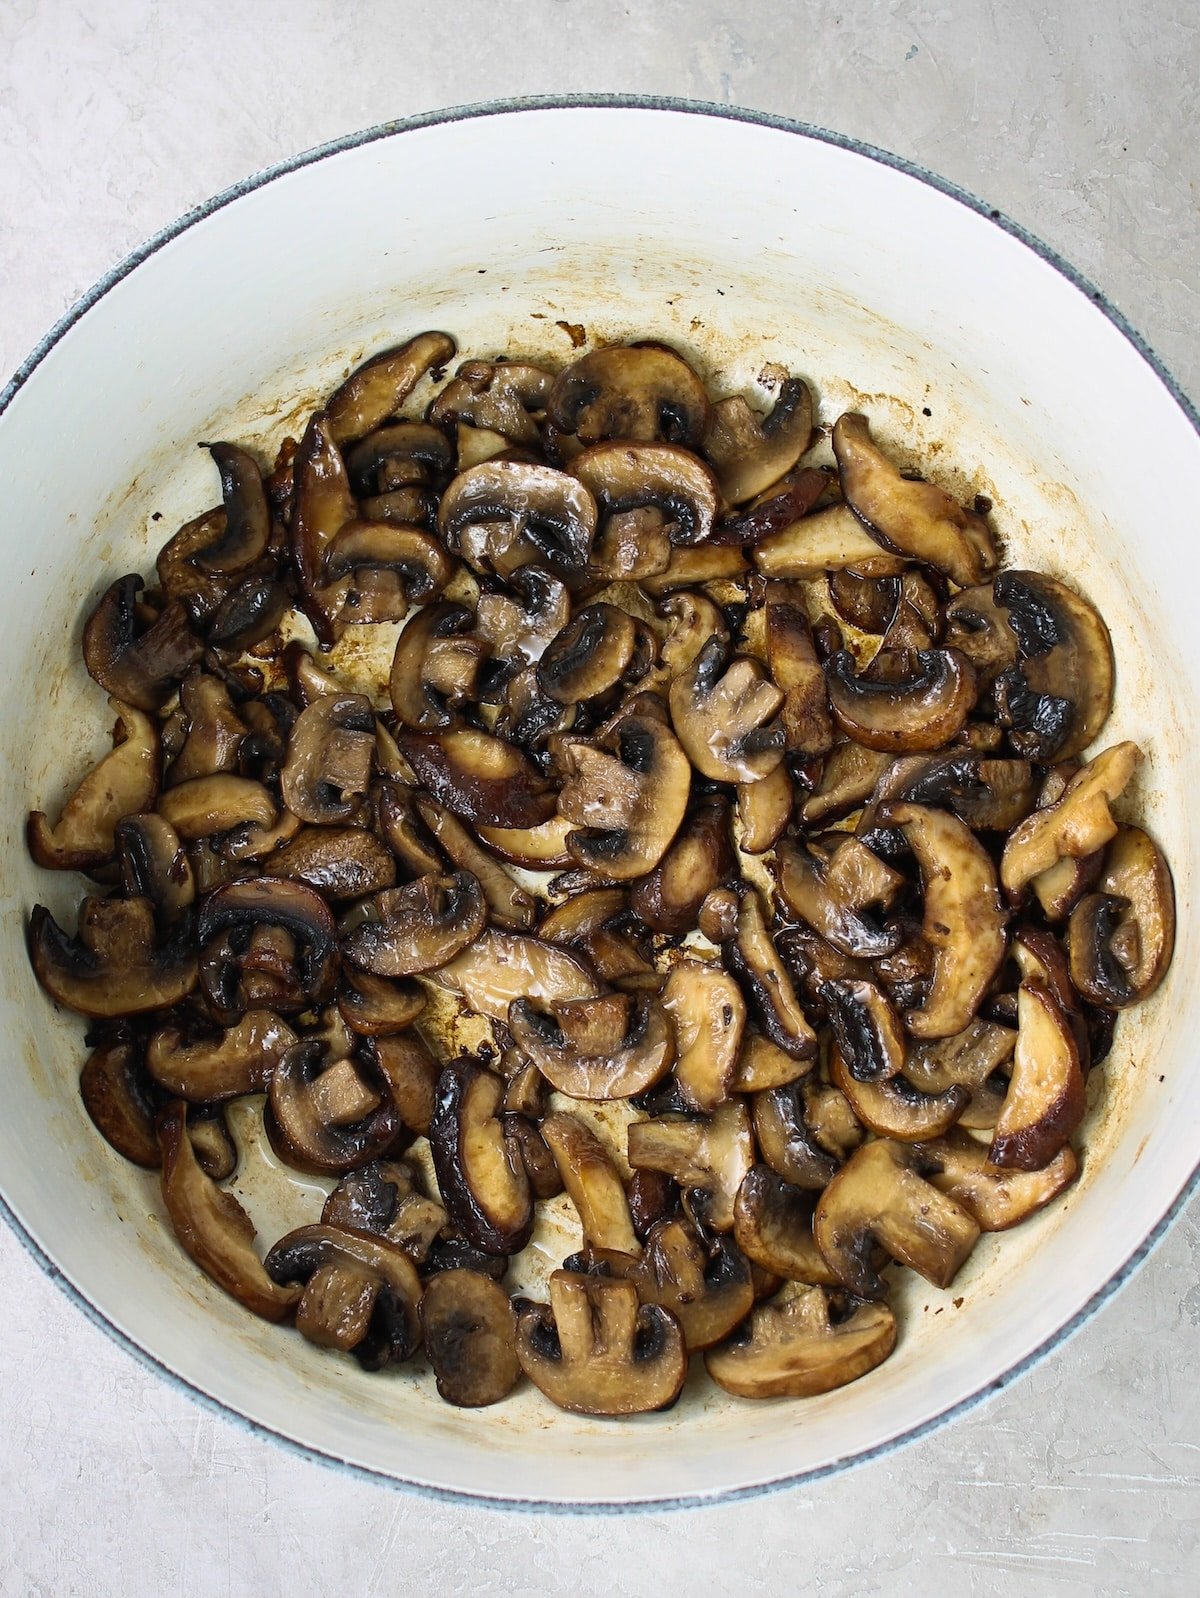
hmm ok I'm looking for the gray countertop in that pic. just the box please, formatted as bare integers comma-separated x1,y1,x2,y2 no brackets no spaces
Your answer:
2,2,1198,1592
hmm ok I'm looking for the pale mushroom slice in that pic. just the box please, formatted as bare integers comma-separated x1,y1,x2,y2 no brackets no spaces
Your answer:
629,794,734,934
325,331,456,445
661,962,746,1114
774,836,904,962
516,1271,687,1416
704,375,814,504
990,979,1085,1172
430,929,602,1022
668,637,785,784
814,1138,980,1299
541,1111,640,1254
705,1282,896,1400
590,1217,755,1350
508,992,674,1101
1000,741,1141,900
753,503,907,581
915,1128,1078,1230
1067,824,1175,1007
878,802,1009,1040
429,1057,533,1256
438,458,599,575
146,1010,298,1102
28,699,160,870
264,1223,424,1369
825,648,978,752
627,1100,755,1233
548,343,711,448
832,413,997,587
724,886,818,1060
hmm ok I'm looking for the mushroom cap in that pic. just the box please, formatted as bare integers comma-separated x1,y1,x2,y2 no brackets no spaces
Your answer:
420,1269,520,1407
668,637,785,785
570,440,720,546
705,1283,896,1400
197,877,338,1020
29,896,198,1018
704,376,814,505
339,873,487,978
280,692,376,826
548,344,711,448
82,576,205,711
438,459,598,574
992,570,1114,762
1067,825,1175,1007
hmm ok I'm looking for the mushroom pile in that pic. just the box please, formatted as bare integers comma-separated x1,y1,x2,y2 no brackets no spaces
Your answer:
26,333,1175,1414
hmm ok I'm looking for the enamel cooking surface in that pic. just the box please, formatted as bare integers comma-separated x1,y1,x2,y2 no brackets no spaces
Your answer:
1,104,1197,1507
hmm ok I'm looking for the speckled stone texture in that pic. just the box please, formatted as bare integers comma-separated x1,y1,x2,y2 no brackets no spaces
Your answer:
2,2,1198,1593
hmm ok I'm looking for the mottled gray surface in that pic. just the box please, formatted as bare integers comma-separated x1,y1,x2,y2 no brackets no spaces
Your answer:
2,2,1198,1593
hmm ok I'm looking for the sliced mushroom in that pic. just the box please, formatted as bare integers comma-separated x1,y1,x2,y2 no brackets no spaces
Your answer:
764,584,835,756
366,1032,440,1135
832,413,996,587
857,752,1036,841
474,567,571,666
704,376,813,504
197,878,337,1021
112,815,195,920
207,574,289,652
325,331,456,446
1068,825,1175,1007
29,896,197,1017
397,727,558,829
798,741,893,827
735,763,793,855
323,519,455,624
640,543,750,594
880,802,1009,1039
595,1218,754,1350
731,1031,811,1094
80,1039,161,1167
660,962,746,1114
156,773,277,841
411,797,533,930
991,571,1114,762
732,1166,841,1284
724,886,817,1059
82,576,205,712
516,1271,687,1415
820,979,907,1083
669,637,785,783
825,648,977,753
916,1128,1078,1230
775,836,903,962
1000,742,1141,900
509,992,674,1101
750,1084,841,1190
629,794,733,934
146,1010,297,1101
166,671,247,786
420,1269,521,1406
706,1282,895,1399
340,873,486,978
264,1223,423,1368
374,783,445,877
944,584,1019,686
280,693,375,826
754,502,908,581
438,459,598,574
343,420,454,497
430,358,552,445
989,980,1085,1171
431,929,602,1021
476,812,575,869
541,1111,639,1253
814,1139,980,1299
627,1100,755,1233
537,603,650,707
571,440,720,546
827,568,900,634
158,1100,300,1321
266,1039,402,1175
288,412,357,645
321,1158,447,1261
267,826,396,900
548,344,710,448
388,603,486,730
429,1057,533,1255
829,1045,968,1141
904,1018,1017,1131
28,700,159,870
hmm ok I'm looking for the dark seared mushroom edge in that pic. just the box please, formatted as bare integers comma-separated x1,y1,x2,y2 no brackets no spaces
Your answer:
24,332,1174,1419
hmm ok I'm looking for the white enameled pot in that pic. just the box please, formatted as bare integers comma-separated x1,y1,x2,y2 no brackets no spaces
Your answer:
1,99,1197,1510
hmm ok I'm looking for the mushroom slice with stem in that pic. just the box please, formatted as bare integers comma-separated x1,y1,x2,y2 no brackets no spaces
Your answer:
654,590,729,683
548,343,711,448
387,603,485,731
751,1083,843,1190
915,1128,1078,1230
429,358,552,445
509,993,674,1101
629,794,733,935
798,741,893,827
903,1018,1017,1131
732,1166,842,1284
991,570,1114,762
80,1039,162,1168
829,1045,969,1141
322,520,454,624
264,1223,423,1369
724,886,817,1059
280,693,376,826
814,1139,980,1299
879,802,1009,1040
832,413,997,587
29,896,197,1017
343,420,454,498
704,375,814,504
765,583,835,756
82,575,205,711
158,1100,300,1322
267,826,397,901
737,766,793,853
28,700,159,870
197,878,337,1022
541,1111,640,1254
1000,742,1141,901
627,1100,755,1233
438,459,598,575
157,774,277,840
661,962,746,1114
753,503,908,581
554,694,691,879
593,1218,754,1350
571,440,720,546
668,637,785,784
429,1057,533,1255
414,797,534,930
1067,825,1175,1007
430,929,602,1022
340,873,487,978
774,836,904,962
825,648,978,752
420,1269,521,1407
325,331,456,446
473,567,571,667
536,603,651,706
989,979,1085,1171
321,1158,447,1262
397,727,558,829
266,1039,403,1176
820,978,907,1082
705,1282,896,1400
366,1032,440,1136
166,671,247,786
944,583,1020,686
146,1010,298,1102
516,1271,687,1416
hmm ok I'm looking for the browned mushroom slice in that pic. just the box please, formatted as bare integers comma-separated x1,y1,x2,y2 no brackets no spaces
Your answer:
754,503,908,581
419,1269,520,1407
736,763,793,854
267,826,397,901
880,802,1009,1040
158,1100,300,1321
774,836,904,961
509,993,674,1101
289,411,357,645
596,1219,754,1350
827,568,900,634
541,1111,640,1253
367,1032,440,1135
627,1100,755,1233
640,543,750,593
430,1057,533,1255
323,520,454,623
438,459,598,574
548,343,710,448
82,576,205,711
724,886,817,1059
322,1158,447,1261
555,695,691,879
166,671,247,786
829,1046,968,1140
374,783,444,878
916,1128,1078,1230
431,929,602,1022
344,420,454,497
571,440,720,547
652,591,728,680
660,962,746,1114
814,1139,980,1299
587,502,673,579
80,1040,161,1167
705,1282,896,1399
266,1039,402,1176
29,896,197,1017
113,814,195,921
207,574,289,651
146,1010,297,1101
764,583,835,757
430,358,552,445
989,980,1085,1171
325,331,456,446
832,413,996,586
704,376,814,504
264,1223,423,1368
340,873,486,978
732,1031,811,1094
505,1112,563,1198
944,583,1019,685
750,1084,841,1189
388,604,486,730
991,571,1114,762
857,752,1036,840
1000,742,1141,900
798,741,893,827
1067,825,1175,1006
157,774,277,840
280,693,375,826
904,1018,1017,1131
710,465,832,547
412,797,534,930
629,794,733,934
517,1271,686,1415
537,603,648,706
669,637,784,783
474,567,571,666
476,813,575,869
825,648,977,753
28,700,159,870
732,1167,842,1285
197,878,337,1021
397,727,558,829
820,978,907,1083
